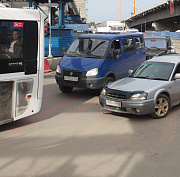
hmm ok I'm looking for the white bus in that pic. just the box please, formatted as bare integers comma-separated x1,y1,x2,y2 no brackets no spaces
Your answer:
0,7,44,125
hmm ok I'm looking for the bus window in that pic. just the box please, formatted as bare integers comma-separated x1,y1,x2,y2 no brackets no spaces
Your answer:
0,20,38,75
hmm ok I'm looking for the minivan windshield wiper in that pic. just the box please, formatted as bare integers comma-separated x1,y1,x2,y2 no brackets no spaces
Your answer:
91,41,105,52
67,52,82,57
87,54,102,59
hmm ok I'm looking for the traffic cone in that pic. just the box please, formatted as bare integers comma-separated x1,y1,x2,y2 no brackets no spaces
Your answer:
44,59,52,73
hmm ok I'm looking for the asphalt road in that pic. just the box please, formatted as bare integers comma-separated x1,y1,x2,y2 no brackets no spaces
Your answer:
1,42,180,177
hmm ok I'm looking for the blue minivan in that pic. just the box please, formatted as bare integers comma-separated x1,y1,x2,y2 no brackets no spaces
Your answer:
55,33,146,93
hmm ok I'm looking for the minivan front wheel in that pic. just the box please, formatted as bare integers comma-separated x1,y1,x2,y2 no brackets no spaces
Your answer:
105,77,114,86
151,94,170,119
59,85,73,93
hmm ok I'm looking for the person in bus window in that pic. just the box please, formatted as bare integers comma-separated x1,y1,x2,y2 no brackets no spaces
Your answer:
6,29,23,59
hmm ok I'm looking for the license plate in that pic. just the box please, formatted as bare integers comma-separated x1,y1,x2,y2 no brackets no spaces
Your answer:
106,100,121,107
64,76,78,82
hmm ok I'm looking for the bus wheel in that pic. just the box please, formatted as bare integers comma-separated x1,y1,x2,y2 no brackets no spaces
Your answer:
105,77,114,86
59,85,73,93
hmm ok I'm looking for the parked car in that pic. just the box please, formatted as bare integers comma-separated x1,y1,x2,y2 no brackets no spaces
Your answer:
144,36,176,60
99,55,180,119
55,33,146,93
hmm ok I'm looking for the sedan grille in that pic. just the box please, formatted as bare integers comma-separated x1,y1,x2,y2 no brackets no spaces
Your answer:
107,92,127,100
106,89,132,100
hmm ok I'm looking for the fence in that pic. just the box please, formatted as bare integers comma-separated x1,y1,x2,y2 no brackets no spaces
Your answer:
145,31,180,40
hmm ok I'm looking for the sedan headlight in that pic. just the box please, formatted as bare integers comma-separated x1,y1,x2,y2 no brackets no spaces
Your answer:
86,68,98,76
56,65,61,73
101,88,106,95
130,92,148,100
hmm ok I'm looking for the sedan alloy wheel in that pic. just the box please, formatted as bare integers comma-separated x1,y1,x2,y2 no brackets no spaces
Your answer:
151,94,170,119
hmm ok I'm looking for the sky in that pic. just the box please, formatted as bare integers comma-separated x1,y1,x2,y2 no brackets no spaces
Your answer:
87,0,166,23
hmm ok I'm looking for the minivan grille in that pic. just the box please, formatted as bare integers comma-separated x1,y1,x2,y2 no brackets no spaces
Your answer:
62,69,83,86
63,70,82,77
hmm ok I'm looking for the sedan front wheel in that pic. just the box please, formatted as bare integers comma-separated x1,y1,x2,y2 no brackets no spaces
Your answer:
151,94,170,119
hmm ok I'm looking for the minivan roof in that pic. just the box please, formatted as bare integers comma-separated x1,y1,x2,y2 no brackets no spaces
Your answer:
78,32,144,40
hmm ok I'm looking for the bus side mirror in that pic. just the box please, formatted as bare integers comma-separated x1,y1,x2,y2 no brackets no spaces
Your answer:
113,50,118,59
62,47,66,56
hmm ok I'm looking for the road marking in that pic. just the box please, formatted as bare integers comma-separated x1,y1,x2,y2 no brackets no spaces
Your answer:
11,98,76,131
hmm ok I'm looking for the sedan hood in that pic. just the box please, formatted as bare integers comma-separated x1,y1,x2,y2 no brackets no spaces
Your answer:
60,56,104,71
108,77,167,92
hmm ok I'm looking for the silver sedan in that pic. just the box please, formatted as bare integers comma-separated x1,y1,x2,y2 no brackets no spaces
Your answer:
99,55,180,118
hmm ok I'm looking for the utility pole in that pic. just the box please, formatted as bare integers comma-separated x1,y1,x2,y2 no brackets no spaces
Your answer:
48,0,52,58
118,0,121,21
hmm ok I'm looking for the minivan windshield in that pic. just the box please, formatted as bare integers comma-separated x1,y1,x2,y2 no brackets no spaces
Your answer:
129,62,174,81
66,38,109,58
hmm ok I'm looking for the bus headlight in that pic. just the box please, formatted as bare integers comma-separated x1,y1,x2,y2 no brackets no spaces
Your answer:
130,92,148,100
86,68,98,76
56,65,61,73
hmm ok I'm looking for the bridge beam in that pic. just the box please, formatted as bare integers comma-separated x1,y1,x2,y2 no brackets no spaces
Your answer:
125,2,180,32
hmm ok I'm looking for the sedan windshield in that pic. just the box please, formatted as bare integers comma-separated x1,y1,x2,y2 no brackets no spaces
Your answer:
129,62,174,81
144,39,166,49
66,38,109,58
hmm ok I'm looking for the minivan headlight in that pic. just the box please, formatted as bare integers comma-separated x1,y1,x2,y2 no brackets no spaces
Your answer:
56,65,61,73
86,68,98,76
130,92,148,100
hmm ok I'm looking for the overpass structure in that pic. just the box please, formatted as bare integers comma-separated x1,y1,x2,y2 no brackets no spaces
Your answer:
125,0,180,32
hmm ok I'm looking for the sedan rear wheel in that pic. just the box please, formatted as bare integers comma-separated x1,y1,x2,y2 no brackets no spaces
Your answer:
151,94,170,119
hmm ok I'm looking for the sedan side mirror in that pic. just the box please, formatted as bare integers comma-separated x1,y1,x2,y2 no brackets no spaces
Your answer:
128,70,133,75
174,73,180,79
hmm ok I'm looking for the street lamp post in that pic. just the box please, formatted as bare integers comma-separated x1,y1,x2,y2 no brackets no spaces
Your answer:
48,0,52,58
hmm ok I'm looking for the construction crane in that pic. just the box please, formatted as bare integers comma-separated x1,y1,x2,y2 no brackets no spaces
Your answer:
133,0,135,15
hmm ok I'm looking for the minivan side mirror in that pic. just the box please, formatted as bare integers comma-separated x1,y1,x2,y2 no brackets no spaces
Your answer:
174,73,180,79
62,47,66,56
113,50,118,59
